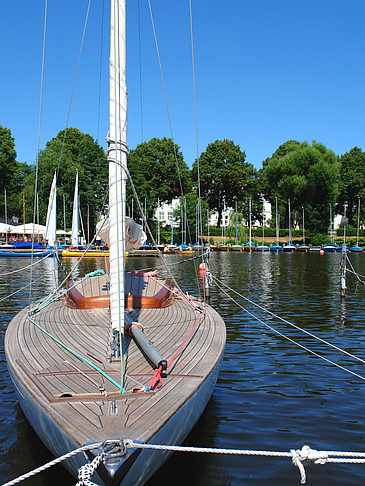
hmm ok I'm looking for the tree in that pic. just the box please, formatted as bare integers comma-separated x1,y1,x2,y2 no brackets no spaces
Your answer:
262,140,339,233
191,139,257,227
337,147,365,226
29,128,108,235
0,125,29,221
127,137,191,227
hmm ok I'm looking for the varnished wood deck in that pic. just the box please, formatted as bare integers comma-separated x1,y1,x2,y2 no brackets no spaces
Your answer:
5,272,226,477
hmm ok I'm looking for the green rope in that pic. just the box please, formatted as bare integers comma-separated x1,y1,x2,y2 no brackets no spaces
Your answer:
27,269,122,390
27,314,121,390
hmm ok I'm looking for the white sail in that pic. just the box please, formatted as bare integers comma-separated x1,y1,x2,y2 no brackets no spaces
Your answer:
71,170,79,246
108,0,128,331
45,171,57,247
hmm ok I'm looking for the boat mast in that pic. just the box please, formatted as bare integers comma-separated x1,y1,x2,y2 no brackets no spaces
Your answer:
262,198,265,246
275,197,279,246
288,198,292,245
45,170,57,247
329,203,333,242
302,206,305,244
71,170,79,246
356,196,361,247
235,200,238,245
4,189,8,245
108,0,128,332
249,196,252,250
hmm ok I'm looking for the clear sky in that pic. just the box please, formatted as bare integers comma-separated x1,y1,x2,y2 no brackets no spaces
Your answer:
1,0,365,170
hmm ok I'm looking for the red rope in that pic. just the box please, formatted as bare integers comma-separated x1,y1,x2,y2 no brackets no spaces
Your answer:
149,366,163,390
167,307,206,369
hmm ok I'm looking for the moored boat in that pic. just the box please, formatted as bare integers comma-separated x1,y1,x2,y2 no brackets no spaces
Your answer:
5,3,226,485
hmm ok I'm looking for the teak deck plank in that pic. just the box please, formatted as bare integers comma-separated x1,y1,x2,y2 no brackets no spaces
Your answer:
6,273,225,449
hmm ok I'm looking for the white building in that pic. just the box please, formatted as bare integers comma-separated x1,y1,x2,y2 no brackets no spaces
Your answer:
154,197,272,228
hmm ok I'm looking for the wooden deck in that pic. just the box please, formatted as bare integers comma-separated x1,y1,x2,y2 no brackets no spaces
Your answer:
5,272,226,483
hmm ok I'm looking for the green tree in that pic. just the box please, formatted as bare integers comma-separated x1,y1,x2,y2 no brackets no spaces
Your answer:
127,137,191,228
29,128,108,235
337,147,365,226
192,139,257,227
0,125,29,221
262,140,339,233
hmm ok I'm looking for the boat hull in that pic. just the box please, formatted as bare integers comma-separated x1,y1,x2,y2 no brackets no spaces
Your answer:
7,344,223,486
0,249,53,257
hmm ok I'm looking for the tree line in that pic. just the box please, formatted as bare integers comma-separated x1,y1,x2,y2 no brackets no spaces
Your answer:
1,123,364,239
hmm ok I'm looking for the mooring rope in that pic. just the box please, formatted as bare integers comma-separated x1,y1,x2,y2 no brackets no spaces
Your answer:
212,276,365,382
0,252,54,277
212,274,365,367
346,255,365,284
4,440,365,486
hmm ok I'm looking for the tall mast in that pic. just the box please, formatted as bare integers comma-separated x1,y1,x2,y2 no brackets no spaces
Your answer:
4,189,8,245
275,197,279,246
288,198,292,245
249,197,252,249
71,170,79,246
108,0,127,332
357,197,361,247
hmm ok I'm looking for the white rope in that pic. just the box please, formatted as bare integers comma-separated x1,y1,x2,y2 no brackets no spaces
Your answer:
213,277,365,381
0,270,57,304
212,274,365,367
0,252,53,277
75,452,104,486
123,441,365,485
5,438,365,485
2,444,100,486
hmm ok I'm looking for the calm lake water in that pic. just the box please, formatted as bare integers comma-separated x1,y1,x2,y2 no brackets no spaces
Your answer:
1,251,365,485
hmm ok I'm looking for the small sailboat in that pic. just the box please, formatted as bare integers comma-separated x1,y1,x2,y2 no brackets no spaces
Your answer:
323,204,337,252
0,177,56,257
256,198,269,251
283,199,296,252
231,201,242,251
270,196,282,252
350,197,363,252
244,197,255,251
5,3,225,485
297,206,310,252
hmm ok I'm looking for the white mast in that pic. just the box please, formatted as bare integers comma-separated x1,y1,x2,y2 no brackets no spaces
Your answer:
71,170,79,246
45,170,57,247
108,0,128,332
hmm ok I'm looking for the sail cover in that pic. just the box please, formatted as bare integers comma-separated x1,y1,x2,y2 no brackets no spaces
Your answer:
96,217,146,251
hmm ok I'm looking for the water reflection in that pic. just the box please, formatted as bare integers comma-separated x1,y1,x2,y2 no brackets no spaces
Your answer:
1,252,365,485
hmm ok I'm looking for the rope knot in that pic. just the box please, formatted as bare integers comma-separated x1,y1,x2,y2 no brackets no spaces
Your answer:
149,366,163,390
291,446,328,484
75,452,104,486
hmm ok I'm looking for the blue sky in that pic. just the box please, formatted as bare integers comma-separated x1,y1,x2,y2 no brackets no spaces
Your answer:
1,1,365,170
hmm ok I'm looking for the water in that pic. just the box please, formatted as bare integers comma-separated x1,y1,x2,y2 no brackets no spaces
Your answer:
1,252,365,485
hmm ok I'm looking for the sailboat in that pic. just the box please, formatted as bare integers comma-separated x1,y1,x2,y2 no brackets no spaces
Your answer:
0,177,56,257
62,171,109,258
244,197,255,251
297,206,310,252
5,2,226,486
256,198,269,251
231,200,242,251
269,196,282,252
323,203,337,252
350,197,363,252
282,199,296,252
